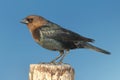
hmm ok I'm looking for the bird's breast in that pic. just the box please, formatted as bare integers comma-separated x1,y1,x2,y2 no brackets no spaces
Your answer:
37,38,65,51
31,28,41,43
31,29,64,51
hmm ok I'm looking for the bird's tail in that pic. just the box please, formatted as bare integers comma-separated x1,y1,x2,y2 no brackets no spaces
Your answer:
79,42,110,54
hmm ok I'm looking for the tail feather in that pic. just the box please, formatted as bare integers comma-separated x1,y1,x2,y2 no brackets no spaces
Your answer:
79,42,110,54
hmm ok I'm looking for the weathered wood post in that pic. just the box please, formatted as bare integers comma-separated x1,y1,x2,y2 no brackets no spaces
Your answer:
29,63,74,80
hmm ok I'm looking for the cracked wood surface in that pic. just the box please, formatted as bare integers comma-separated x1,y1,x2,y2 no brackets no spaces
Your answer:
29,63,74,80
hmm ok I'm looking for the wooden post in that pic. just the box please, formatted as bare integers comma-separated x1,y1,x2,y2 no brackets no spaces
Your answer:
29,63,74,80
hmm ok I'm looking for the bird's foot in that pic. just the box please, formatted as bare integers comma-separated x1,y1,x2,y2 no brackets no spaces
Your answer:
38,62,47,64
49,60,64,65
49,61,57,65
57,61,63,65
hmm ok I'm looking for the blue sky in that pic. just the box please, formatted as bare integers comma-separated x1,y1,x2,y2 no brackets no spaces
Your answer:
0,0,120,80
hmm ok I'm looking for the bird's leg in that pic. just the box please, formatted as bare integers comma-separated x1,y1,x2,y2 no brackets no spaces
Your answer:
50,50,64,63
59,49,69,63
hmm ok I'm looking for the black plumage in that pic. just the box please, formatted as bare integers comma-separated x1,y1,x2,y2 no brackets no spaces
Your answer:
21,15,110,63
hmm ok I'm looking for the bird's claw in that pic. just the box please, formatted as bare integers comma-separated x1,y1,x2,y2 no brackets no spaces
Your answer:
49,60,63,65
49,60,57,64
57,61,63,64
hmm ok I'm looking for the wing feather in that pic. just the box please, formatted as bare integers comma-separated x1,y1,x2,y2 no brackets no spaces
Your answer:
40,22,94,43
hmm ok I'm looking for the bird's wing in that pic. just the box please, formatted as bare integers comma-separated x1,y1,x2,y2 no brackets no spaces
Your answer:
40,22,94,43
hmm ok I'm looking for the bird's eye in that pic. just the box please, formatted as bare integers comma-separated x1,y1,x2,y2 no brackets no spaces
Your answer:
27,18,33,23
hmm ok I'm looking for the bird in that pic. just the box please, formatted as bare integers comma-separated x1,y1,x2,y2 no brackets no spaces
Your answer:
21,15,110,63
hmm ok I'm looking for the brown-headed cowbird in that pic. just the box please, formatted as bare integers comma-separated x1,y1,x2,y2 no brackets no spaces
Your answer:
21,15,110,63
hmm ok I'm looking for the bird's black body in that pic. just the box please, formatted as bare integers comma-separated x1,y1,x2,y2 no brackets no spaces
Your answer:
33,21,94,51
21,15,110,63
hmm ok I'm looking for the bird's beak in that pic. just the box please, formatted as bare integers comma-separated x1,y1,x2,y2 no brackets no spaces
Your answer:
20,19,29,24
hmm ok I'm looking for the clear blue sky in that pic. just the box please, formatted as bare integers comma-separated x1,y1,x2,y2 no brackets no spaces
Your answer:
0,0,120,80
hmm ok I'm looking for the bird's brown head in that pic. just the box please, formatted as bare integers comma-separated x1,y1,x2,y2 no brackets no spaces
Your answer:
21,15,48,31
